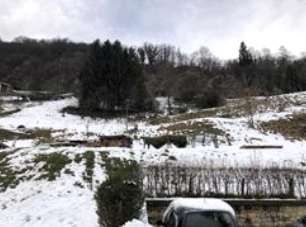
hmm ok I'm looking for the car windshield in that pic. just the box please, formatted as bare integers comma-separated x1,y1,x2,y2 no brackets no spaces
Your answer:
183,211,236,227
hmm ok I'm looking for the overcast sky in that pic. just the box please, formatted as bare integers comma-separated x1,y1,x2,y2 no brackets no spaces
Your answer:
1,0,306,59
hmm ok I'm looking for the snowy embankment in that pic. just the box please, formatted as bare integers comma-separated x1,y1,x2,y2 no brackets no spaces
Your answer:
1,92,306,226
0,97,133,136
0,96,306,168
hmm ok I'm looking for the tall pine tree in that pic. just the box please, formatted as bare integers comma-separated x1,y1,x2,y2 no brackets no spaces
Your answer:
79,40,152,113
239,41,253,66
79,40,101,111
238,41,254,87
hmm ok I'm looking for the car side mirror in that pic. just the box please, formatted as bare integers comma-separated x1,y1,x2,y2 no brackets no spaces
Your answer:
156,220,164,226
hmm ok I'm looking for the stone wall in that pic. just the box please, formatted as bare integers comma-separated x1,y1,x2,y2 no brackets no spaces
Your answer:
146,199,306,227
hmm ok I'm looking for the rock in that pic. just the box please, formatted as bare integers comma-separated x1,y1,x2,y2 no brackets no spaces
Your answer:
0,143,9,149
17,125,26,130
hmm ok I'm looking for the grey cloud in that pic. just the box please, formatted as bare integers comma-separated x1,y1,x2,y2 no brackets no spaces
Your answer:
1,0,306,59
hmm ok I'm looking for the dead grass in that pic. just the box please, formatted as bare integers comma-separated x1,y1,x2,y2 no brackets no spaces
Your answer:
0,129,27,140
224,95,293,118
159,120,224,136
260,113,306,140
27,129,53,142
148,108,221,125
0,128,53,143
0,109,21,117
148,95,294,126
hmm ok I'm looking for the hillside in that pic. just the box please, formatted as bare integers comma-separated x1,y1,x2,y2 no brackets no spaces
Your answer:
1,91,306,226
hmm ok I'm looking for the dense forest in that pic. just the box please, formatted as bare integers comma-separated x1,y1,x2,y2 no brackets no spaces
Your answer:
0,37,87,92
1,37,306,110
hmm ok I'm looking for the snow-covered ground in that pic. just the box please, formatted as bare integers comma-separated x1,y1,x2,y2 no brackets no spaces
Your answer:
0,98,139,136
122,220,152,227
1,92,306,226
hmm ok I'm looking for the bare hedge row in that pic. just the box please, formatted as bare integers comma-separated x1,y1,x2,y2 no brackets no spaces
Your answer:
143,164,306,198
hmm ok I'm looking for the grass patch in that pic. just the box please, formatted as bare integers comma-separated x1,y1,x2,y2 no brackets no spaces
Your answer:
148,108,220,125
158,120,224,136
223,95,293,118
261,113,306,141
0,129,27,141
83,151,95,189
99,151,110,168
62,106,151,119
33,153,72,181
0,109,21,117
0,151,19,192
27,129,52,142
102,157,136,175
0,128,53,142
74,153,83,163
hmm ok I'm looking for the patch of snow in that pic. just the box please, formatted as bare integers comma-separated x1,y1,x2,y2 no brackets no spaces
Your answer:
0,175,98,227
164,198,235,219
4,139,35,148
122,219,152,227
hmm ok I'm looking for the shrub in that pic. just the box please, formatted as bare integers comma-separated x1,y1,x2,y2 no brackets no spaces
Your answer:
0,151,19,192
144,135,187,149
95,159,144,227
194,90,224,109
83,151,95,189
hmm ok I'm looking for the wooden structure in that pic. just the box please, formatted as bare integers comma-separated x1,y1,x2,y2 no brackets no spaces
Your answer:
240,145,283,149
99,135,132,148
51,136,133,148
0,82,12,96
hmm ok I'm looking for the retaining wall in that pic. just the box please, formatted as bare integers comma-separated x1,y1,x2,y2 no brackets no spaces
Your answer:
146,198,306,227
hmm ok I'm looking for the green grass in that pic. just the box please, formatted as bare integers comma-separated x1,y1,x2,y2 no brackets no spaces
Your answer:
33,153,72,181
74,153,83,163
0,151,19,192
82,151,95,189
100,151,110,161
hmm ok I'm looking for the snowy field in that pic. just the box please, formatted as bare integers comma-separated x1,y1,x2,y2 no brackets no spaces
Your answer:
1,92,306,226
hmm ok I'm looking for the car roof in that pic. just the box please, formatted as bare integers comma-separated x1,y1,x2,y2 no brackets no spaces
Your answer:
164,198,235,219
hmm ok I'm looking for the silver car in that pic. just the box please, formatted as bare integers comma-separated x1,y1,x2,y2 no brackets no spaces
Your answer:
157,198,238,227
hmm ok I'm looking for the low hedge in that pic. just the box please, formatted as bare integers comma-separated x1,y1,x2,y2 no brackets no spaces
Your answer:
144,135,187,149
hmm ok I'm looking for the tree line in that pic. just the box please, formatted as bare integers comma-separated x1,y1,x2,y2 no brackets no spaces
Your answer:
1,37,306,113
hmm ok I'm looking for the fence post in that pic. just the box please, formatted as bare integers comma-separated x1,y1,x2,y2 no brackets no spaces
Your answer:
241,178,245,196
289,178,295,198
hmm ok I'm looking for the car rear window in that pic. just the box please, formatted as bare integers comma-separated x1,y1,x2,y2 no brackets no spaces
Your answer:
184,211,236,227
